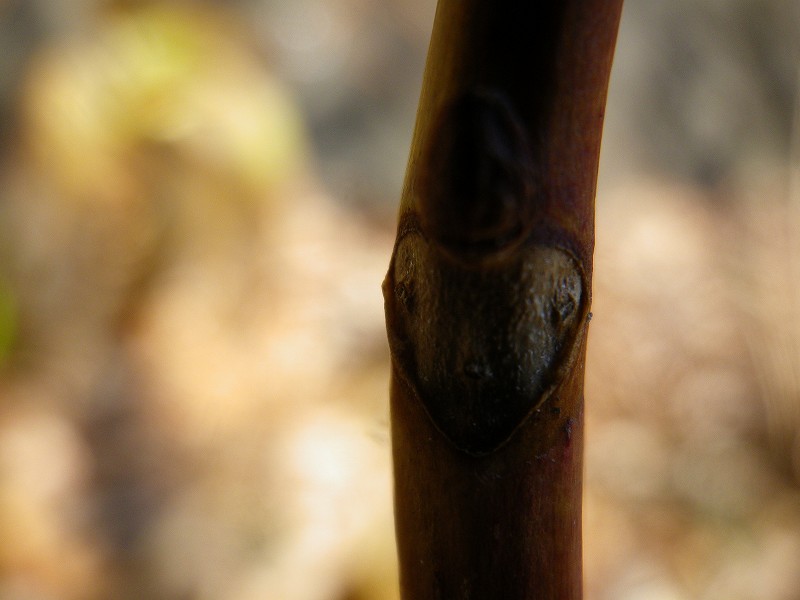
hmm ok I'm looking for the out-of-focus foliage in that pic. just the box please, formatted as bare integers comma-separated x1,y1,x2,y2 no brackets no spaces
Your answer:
0,0,799,599
603,0,800,185
23,3,306,201
585,177,800,600
1,3,394,599
0,276,16,361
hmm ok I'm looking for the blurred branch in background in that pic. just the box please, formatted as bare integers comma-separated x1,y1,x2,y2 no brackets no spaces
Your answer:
0,1,799,600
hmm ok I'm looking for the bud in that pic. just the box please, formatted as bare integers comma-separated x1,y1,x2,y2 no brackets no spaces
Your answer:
418,89,536,256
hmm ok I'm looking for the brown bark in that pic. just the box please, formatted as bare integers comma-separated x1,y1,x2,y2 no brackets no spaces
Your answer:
383,1,622,599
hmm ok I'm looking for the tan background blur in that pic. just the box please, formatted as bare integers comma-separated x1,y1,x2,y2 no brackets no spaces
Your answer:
0,1,799,599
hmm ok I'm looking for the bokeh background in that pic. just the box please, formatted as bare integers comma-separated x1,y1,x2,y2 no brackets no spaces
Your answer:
1,1,799,599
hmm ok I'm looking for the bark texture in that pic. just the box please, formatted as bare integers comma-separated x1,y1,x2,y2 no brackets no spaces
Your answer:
384,2,623,598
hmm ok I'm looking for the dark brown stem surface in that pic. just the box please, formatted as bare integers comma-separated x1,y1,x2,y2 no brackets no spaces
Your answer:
384,1,623,598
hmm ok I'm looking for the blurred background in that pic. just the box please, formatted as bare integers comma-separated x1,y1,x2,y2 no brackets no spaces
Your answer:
0,0,799,598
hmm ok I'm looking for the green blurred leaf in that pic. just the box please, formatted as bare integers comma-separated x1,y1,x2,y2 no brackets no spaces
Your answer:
0,279,16,365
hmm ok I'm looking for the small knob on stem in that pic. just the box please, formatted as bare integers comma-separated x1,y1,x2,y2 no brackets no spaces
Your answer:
419,90,536,256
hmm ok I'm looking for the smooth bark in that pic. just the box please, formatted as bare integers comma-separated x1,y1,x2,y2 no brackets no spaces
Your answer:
384,2,623,598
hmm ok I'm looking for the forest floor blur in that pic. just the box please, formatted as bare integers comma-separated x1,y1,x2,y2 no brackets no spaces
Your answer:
1,3,799,600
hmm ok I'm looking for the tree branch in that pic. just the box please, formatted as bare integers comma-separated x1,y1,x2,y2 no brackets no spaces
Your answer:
384,1,623,598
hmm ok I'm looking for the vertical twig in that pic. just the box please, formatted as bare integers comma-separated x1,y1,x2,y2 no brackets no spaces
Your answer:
383,1,623,598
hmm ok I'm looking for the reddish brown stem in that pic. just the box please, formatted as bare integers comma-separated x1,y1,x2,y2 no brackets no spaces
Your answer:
384,1,622,598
